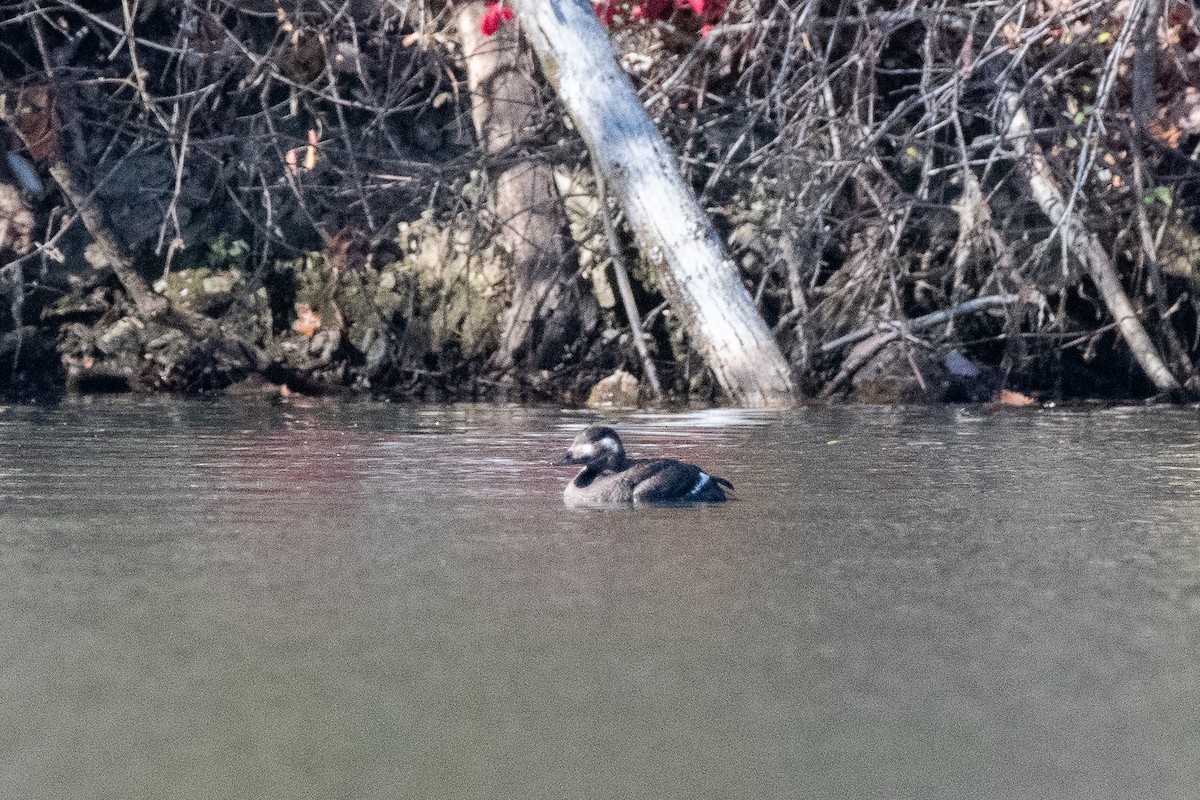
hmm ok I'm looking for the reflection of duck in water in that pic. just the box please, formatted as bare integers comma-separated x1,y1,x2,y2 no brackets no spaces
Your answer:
560,425,733,505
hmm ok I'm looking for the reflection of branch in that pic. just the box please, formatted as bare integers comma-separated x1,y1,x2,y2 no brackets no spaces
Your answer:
998,89,1181,395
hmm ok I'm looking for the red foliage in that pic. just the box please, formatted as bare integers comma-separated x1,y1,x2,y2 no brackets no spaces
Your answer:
636,0,672,21
479,0,726,38
594,1,618,25
607,0,727,35
480,2,514,36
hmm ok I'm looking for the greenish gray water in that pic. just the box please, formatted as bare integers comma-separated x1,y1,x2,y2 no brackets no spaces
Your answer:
1,398,1198,799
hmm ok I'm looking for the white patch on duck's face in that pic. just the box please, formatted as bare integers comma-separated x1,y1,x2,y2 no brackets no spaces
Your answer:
687,472,711,497
571,432,620,462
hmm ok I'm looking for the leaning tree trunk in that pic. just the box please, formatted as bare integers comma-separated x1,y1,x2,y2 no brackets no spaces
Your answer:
998,89,1181,396
509,0,796,407
458,2,595,373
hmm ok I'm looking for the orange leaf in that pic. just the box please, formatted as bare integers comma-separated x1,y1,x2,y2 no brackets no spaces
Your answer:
291,302,322,337
1147,121,1182,149
996,389,1038,406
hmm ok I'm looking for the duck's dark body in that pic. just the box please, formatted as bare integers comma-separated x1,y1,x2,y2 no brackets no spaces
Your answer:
561,425,732,506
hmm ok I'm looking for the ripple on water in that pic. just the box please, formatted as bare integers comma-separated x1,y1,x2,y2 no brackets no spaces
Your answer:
0,397,1197,800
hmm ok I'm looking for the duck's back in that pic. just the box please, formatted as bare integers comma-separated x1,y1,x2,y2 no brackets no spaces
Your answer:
627,459,730,502
565,458,731,505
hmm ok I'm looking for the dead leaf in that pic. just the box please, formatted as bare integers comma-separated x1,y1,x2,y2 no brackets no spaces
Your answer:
1168,1,1193,28
996,389,1038,406
1148,120,1182,149
1001,22,1021,48
12,86,60,162
292,302,322,337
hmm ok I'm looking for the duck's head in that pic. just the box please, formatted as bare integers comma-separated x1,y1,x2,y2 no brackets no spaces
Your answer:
562,425,626,471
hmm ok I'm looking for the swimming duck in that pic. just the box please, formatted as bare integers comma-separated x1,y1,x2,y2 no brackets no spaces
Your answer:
560,425,733,505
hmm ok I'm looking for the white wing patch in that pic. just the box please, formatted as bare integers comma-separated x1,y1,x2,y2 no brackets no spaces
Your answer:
688,472,710,497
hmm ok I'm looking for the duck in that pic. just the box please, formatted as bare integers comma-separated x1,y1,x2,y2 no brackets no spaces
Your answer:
560,425,733,505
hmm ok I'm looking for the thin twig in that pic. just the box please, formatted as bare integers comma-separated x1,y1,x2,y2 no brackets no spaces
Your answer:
822,293,1022,353
590,160,663,399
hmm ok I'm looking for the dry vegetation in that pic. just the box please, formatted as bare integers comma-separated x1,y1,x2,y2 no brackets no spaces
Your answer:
3,0,1200,403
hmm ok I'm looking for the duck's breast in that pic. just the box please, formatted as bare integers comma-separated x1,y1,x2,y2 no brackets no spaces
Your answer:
563,471,635,506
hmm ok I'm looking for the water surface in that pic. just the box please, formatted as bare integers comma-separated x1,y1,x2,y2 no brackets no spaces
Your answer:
1,398,1198,799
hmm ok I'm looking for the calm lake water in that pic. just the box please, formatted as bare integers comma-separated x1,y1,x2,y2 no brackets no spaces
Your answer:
1,397,1198,799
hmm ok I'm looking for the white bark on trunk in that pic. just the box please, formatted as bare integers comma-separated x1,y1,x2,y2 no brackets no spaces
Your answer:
509,0,795,407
